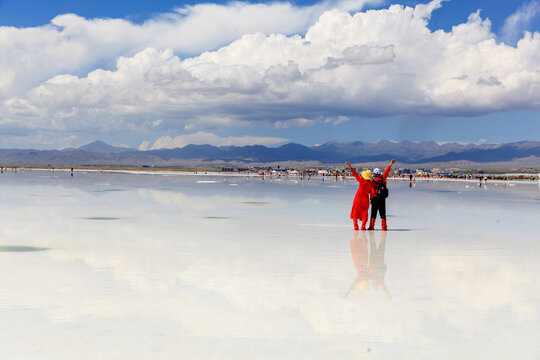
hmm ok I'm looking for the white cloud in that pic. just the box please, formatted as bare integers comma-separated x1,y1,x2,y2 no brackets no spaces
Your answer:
0,0,380,98
274,118,316,129
2,0,540,140
273,115,349,129
147,131,289,149
324,116,350,125
138,140,151,151
501,0,540,44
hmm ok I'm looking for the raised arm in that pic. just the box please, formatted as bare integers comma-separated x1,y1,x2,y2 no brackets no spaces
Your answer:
346,162,361,182
382,159,396,181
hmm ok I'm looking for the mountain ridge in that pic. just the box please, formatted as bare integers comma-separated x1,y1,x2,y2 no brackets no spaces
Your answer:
67,140,137,153
0,140,538,166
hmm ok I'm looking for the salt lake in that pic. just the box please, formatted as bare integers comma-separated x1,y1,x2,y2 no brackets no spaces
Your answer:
1,170,539,359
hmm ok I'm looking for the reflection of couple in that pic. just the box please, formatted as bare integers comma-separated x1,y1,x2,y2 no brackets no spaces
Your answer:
344,231,390,299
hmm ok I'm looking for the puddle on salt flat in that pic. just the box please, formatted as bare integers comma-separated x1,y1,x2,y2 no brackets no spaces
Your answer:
0,246,49,252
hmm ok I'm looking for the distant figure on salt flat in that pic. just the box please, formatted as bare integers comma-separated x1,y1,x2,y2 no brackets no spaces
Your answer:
346,161,373,231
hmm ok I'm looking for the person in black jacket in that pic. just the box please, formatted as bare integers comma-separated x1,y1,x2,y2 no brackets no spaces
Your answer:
368,159,395,231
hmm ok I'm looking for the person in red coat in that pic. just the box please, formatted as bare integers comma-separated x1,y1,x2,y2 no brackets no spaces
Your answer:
346,162,373,231
369,159,395,231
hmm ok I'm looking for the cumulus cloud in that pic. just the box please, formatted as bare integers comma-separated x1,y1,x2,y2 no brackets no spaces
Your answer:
274,115,349,128
325,116,350,125
324,45,395,69
0,0,380,98
147,131,289,149
138,141,151,151
501,0,540,44
274,118,316,129
2,0,540,141
477,76,503,87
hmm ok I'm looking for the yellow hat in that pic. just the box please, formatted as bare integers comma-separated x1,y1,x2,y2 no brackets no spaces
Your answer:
361,170,372,181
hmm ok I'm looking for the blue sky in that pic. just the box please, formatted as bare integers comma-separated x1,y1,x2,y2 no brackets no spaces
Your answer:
1,0,537,30
0,0,539,149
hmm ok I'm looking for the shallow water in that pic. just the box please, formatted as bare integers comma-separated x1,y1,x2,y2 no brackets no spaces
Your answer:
1,170,539,359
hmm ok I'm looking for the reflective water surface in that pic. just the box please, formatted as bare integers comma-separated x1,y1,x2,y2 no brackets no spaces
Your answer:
1,170,539,359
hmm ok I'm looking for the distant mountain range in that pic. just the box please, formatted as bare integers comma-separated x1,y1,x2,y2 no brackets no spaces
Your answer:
70,140,136,154
0,140,538,167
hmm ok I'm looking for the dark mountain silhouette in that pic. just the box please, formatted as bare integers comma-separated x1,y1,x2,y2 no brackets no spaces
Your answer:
146,143,331,162
0,140,538,166
314,140,498,161
75,140,136,153
0,148,161,166
418,141,540,163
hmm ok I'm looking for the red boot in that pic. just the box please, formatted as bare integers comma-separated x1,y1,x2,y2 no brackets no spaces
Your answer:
360,217,368,231
368,217,375,231
381,218,387,231
353,219,359,231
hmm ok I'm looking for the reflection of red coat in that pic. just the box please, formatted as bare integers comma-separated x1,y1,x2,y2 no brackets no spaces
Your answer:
350,231,368,278
350,169,373,219
370,164,392,199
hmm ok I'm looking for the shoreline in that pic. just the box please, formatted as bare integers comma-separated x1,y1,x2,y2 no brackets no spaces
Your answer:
7,166,540,185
